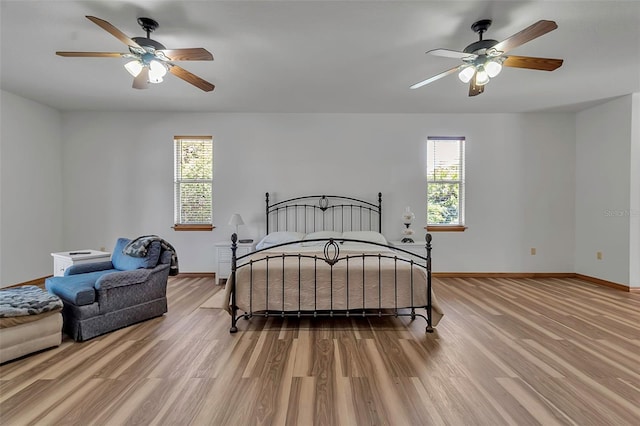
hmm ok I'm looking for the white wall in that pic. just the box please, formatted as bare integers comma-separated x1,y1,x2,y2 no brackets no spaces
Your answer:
629,93,639,288
12,92,640,285
60,111,576,274
575,95,634,286
0,90,63,287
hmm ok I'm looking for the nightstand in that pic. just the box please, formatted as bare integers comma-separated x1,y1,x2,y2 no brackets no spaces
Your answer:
389,241,428,266
51,250,111,277
214,241,255,285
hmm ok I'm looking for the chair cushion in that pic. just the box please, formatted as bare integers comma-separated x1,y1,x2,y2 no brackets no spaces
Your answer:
45,270,117,306
111,238,161,271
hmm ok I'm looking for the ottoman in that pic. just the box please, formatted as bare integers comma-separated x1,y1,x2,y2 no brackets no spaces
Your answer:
0,285,63,363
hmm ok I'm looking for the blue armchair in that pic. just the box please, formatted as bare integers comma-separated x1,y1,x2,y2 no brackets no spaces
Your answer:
45,237,172,341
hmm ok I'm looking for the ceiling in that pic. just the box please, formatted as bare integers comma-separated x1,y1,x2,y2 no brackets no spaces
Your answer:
1,1,639,114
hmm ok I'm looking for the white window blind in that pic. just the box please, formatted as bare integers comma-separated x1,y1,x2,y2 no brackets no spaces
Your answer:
174,136,213,226
427,137,465,226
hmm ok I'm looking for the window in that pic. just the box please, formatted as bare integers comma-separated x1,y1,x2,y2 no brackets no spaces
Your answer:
174,136,213,231
426,136,466,231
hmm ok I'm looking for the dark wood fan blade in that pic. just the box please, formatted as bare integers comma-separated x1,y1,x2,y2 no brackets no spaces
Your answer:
132,67,149,90
492,20,558,54
468,74,484,97
503,55,563,71
86,16,141,48
427,49,476,60
410,66,461,89
158,48,213,61
169,65,215,92
56,51,125,58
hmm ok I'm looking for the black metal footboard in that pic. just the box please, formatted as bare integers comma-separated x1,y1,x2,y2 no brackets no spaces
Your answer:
229,233,434,334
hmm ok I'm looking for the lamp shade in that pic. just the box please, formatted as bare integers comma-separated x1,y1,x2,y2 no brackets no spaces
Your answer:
228,214,244,227
401,207,415,225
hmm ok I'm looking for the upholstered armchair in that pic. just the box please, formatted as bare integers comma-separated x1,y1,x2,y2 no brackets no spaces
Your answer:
45,237,172,341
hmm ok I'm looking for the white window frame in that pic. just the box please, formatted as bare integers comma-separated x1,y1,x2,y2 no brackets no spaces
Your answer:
173,135,214,231
426,136,466,231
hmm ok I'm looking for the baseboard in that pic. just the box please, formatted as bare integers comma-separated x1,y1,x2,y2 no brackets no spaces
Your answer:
574,273,636,292
175,272,215,278
433,272,634,292
432,272,574,279
2,276,50,289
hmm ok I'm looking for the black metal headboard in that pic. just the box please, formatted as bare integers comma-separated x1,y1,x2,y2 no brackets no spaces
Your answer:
266,193,382,234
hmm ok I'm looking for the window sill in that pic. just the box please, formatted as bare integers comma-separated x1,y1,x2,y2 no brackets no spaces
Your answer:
173,224,215,231
424,225,467,232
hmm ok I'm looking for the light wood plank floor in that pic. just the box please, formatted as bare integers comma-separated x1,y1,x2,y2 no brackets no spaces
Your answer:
1,276,639,425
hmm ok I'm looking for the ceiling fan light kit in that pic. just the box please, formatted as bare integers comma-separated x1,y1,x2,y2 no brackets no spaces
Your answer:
56,15,215,92
411,19,564,96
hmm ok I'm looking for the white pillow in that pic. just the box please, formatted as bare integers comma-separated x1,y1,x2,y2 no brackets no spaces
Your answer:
255,231,305,250
301,231,343,246
341,231,388,245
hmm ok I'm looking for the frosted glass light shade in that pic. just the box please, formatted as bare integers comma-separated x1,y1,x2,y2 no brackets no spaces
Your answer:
148,60,167,84
149,60,167,77
401,206,415,225
485,59,503,78
475,66,490,86
458,66,475,83
124,60,143,77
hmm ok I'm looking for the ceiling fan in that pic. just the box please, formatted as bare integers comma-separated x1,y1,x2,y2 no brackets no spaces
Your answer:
56,16,214,92
410,19,563,96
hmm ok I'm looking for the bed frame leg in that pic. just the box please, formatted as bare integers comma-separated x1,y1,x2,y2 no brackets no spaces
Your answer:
426,325,434,333
230,313,238,333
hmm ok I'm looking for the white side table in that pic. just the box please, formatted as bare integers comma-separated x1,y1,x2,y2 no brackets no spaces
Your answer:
214,241,255,285
389,241,428,266
51,250,111,277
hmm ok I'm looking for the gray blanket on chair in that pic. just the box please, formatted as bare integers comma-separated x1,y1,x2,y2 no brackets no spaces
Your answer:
123,235,179,276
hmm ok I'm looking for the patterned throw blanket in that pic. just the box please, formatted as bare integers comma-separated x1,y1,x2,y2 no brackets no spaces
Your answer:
123,235,179,276
0,286,63,318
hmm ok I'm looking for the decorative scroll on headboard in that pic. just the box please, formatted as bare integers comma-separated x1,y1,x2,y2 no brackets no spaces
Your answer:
265,193,382,234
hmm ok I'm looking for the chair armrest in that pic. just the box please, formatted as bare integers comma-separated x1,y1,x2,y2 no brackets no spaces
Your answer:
95,268,153,290
65,261,114,276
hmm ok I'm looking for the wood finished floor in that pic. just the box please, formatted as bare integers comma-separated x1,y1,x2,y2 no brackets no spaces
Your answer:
1,276,639,425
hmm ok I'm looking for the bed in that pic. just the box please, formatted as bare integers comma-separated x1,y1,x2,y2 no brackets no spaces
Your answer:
224,193,443,333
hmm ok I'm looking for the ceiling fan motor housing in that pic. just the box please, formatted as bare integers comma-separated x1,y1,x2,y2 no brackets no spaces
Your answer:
464,19,498,54
463,39,499,54
133,17,165,50
132,37,166,51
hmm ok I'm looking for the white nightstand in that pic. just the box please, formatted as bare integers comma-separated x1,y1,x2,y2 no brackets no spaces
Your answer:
51,250,111,277
389,241,428,266
214,241,255,285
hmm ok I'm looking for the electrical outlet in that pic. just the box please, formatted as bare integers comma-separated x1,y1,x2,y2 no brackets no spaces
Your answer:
597,251,603,260
530,248,536,255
